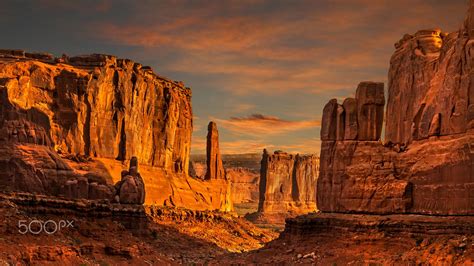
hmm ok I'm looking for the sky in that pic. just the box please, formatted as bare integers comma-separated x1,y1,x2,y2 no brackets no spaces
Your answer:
0,0,468,154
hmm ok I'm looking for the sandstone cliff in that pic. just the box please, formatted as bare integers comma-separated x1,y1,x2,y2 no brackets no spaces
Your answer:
227,168,259,204
189,154,260,205
258,150,319,214
0,50,230,211
317,4,474,215
0,51,191,173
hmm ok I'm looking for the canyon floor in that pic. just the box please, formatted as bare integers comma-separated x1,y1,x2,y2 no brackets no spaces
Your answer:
1,194,472,265
214,213,474,265
0,193,277,265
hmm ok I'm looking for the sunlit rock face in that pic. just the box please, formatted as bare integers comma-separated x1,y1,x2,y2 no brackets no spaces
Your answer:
205,121,233,211
317,3,474,215
205,121,225,180
227,168,259,204
0,52,192,174
414,29,444,55
189,153,261,205
258,150,319,214
0,51,232,211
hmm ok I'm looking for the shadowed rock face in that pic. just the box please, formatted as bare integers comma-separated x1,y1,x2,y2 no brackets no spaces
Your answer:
321,82,384,142
387,22,474,145
258,150,319,214
317,2,474,215
356,82,385,141
205,121,225,180
113,156,146,205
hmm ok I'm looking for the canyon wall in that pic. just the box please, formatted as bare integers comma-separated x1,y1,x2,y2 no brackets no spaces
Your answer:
190,153,260,204
0,50,231,211
317,5,474,215
258,150,319,214
227,168,259,204
0,51,191,173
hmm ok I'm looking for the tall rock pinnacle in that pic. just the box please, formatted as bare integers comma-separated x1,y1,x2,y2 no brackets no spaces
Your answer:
205,121,226,180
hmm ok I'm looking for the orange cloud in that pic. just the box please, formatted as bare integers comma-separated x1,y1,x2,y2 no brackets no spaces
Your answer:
231,103,255,113
214,114,320,136
220,139,274,154
191,136,321,155
88,0,465,97
39,0,112,12
274,138,322,155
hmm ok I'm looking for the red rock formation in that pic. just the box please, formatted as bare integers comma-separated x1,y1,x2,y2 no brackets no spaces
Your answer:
342,98,357,140
227,168,259,204
113,156,146,205
0,52,191,173
190,153,261,205
205,121,225,180
258,150,319,214
0,51,232,211
320,99,338,141
317,2,474,215
203,121,232,211
356,82,384,141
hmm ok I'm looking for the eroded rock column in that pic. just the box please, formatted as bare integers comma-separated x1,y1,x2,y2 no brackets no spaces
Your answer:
356,81,384,141
205,121,226,180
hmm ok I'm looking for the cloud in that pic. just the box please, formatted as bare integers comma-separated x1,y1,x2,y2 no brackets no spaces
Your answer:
214,113,320,136
231,103,255,113
190,136,206,154
191,135,273,155
85,0,466,97
1,0,467,157
220,139,274,154
38,0,112,12
192,116,203,132
191,136,320,155
274,138,321,155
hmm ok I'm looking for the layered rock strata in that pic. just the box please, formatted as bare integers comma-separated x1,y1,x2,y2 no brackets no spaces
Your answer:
0,50,231,211
317,3,474,215
0,51,191,173
189,153,260,204
258,150,319,214
227,168,259,204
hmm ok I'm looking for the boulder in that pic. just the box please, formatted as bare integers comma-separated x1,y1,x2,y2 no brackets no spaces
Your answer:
114,156,145,205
